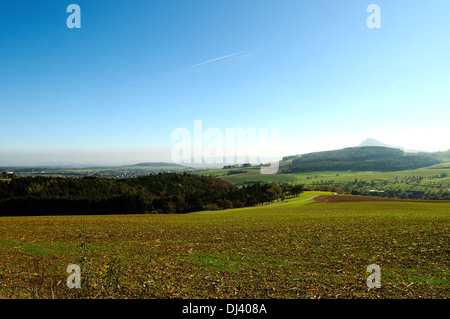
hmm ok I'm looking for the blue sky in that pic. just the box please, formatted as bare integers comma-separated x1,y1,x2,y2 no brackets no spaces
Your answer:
1,0,450,165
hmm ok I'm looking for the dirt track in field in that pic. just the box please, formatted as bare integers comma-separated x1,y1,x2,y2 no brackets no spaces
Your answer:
314,195,450,204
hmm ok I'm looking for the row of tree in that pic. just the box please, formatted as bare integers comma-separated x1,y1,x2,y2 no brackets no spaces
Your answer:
0,173,304,216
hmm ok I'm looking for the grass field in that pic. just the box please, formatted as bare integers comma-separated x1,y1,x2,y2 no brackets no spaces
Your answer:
198,166,450,198
206,167,450,185
0,192,448,299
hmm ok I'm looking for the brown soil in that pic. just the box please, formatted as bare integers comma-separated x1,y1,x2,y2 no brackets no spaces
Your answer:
314,195,450,204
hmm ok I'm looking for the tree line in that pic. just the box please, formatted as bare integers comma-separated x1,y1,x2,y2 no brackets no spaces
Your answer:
0,173,304,216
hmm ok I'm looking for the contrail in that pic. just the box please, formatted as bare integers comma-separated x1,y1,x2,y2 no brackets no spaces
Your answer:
186,52,244,70
156,51,248,77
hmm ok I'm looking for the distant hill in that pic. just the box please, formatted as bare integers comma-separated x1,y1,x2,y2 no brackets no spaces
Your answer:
359,138,393,148
126,162,185,168
432,150,450,163
282,146,439,173
358,138,423,153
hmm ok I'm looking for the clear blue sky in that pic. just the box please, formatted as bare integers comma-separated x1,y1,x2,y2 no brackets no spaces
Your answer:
1,0,450,165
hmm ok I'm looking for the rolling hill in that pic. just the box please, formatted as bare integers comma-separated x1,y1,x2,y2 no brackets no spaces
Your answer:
358,138,393,148
282,146,439,173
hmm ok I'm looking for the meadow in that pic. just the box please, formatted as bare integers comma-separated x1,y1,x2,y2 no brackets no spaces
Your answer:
0,192,448,299
204,166,450,185
200,166,450,198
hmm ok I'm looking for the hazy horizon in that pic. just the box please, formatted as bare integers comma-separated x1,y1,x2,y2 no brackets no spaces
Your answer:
1,137,449,167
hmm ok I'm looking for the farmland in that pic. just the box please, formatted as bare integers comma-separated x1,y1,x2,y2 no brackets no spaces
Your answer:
199,166,450,199
194,147,450,200
202,166,450,187
0,192,448,299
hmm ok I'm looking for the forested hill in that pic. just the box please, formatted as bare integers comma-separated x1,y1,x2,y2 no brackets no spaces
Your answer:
283,146,439,173
0,173,303,216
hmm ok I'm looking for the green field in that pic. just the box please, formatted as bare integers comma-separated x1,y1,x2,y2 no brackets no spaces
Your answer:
198,166,450,198
0,192,448,299
275,191,332,203
203,166,450,185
